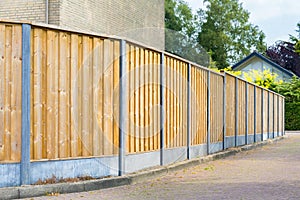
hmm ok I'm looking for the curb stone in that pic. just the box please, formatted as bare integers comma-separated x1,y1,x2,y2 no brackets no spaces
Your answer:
0,136,286,200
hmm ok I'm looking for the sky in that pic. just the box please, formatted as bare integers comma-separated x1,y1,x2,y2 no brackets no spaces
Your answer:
185,0,300,46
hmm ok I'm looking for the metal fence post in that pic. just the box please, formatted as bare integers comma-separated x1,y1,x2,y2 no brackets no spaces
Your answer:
207,71,211,155
21,24,31,185
187,63,191,159
160,53,165,165
235,77,238,147
253,86,257,143
273,94,275,138
277,95,280,137
245,83,248,145
223,73,226,150
283,98,285,135
119,39,127,176
261,90,264,141
267,92,270,139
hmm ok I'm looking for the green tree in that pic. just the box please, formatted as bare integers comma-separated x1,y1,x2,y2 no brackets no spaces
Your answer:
197,0,266,69
290,22,300,55
165,0,209,66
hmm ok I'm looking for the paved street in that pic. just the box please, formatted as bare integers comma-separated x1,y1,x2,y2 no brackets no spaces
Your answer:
26,133,300,200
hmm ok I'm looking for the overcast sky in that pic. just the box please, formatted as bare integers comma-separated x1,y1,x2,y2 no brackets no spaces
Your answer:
185,0,300,46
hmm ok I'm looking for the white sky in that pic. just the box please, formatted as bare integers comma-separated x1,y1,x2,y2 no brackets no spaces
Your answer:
185,0,300,46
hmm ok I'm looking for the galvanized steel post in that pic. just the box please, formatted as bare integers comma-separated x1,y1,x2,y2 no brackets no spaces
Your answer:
160,53,165,164
119,40,127,176
187,63,191,159
235,77,238,146
207,71,211,155
245,82,248,145
267,92,270,139
273,94,275,138
21,24,31,185
223,73,226,150
261,90,264,141
253,86,257,143
277,95,280,137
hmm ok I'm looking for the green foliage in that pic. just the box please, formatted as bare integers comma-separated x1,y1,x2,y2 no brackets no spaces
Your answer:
242,69,282,90
275,76,300,103
165,0,209,66
197,0,266,68
285,102,300,130
241,69,300,130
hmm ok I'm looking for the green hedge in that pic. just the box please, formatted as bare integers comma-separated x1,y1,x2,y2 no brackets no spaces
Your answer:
285,102,300,130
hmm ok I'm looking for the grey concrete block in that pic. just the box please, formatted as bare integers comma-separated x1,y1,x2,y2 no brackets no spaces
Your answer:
83,177,130,192
0,187,19,200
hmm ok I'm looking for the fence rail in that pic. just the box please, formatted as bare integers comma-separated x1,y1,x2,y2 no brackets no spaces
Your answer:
0,21,285,188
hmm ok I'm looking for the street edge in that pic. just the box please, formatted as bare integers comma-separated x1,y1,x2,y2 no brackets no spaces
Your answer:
0,136,285,199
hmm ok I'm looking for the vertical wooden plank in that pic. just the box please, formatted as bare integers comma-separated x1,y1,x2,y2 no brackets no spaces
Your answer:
164,56,169,148
46,30,59,159
153,52,159,150
125,43,130,153
58,32,70,158
88,37,94,154
0,24,5,160
77,35,83,156
4,25,12,161
134,47,140,152
70,34,79,157
148,51,153,150
170,58,174,148
113,41,120,155
11,25,22,161
139,49,145,152
103,39,114,155
81,36,91,156
32,28,43,160
128,45,134,153
143,50,148,151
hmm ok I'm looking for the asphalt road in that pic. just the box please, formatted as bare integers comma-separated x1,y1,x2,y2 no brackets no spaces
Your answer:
25,132,300,200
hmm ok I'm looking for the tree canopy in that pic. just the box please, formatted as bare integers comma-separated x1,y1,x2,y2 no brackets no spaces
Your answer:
266,22,300,77
165,0,209,66
197,0,266,69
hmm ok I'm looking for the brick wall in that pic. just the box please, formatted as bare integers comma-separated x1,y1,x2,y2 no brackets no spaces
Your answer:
0,0,46,23
0,0,164,49
59,0,164,49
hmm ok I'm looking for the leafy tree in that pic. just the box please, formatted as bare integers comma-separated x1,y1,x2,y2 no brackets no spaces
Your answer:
275,76,300,103
165,0,209,66
266,22,300,77
197,0,266,69
290,22,300,55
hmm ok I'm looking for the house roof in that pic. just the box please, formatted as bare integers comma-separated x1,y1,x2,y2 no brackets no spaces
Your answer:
232,51,295,77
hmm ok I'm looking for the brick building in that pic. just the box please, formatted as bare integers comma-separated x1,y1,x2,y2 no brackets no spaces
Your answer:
0,0,165,49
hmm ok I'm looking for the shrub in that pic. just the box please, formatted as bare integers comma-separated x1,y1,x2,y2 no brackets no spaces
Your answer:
285,102,300,130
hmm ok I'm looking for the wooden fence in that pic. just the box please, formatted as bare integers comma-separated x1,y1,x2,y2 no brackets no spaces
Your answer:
0,21,285,187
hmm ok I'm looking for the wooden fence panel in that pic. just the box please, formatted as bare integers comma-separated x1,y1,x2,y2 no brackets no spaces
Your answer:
30,27,120,160
255,87,262,134
263,90,269,134
190,66,207,145
0,22,287,163
126,44,161,153
269,93,274,136
238,80,246,136
278,97,283,133
0,23,22,162
274,95,278,134
248,84,255,135
225,74,236,137
210,73,224,143
164,56,187,149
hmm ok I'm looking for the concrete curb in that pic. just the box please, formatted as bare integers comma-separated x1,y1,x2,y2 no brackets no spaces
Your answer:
0,136,286,199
